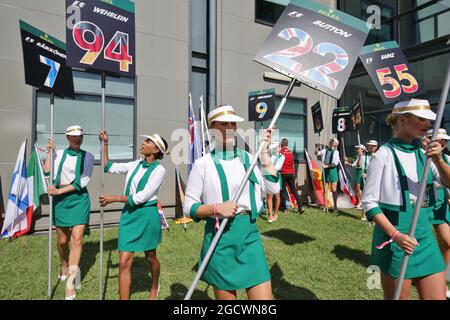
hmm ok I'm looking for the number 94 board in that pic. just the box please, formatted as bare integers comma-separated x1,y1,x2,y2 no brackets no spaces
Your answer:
254,1,370,100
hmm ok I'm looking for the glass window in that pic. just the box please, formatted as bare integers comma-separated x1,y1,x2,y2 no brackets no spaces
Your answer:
191,0,208,54
35,71,135,161
258,97,306,162
399,0,450,47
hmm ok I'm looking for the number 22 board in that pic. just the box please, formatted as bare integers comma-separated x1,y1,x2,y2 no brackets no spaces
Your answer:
254,1,370,100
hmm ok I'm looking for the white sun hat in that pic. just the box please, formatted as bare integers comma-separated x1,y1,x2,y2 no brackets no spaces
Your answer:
207,105,244,126
354,144,367,151
426,128,450,140
65,125,84,136
139,134,168,154
367,140,378,146
392,98,436,120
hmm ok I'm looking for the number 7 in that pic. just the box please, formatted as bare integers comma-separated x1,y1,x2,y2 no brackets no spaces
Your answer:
39,55,60,88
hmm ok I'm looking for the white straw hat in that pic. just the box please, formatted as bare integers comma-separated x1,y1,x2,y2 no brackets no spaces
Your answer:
426,128,450,140
354,144,367,151
367,140,378,146
65,125,84,136
139,134,168,154
207,105,244,125
392,99,436,120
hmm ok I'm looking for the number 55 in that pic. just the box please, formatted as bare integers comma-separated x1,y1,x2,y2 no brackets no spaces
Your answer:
376,64,418,99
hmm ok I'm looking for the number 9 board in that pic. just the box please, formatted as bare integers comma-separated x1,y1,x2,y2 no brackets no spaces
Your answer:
254,1,370,100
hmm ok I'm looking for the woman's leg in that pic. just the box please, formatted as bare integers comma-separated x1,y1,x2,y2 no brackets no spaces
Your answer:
331,182,339,211
56,227,70,277
119,251,134,300
246,280,272,300
414,271,447,300
274,193,281,221
214,288,237,300
145,250,161,300
434,223,450,266
381,272,412,300
266,194,273,222
66,224,86,296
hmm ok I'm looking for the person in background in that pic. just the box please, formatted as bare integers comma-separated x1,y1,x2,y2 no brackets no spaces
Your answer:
345,144,370,217
367,140,379,155
423,128,450,299
279,139,305,214
316,138,340,213
266,141,285,223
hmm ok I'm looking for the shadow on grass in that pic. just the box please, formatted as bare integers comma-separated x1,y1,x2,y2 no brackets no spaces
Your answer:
331,245,370,267
165,283,213,300
262,228,315,246
271,263,318,300
334,210,360,221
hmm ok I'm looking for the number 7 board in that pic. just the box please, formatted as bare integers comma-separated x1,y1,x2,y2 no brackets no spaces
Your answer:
254,1,370,100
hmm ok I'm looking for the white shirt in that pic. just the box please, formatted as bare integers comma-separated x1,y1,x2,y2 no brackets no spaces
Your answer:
106,159,166,206
352,154,371,171
52,149,94,189
317,148,340,166
183,152,280,219
362,145,441,214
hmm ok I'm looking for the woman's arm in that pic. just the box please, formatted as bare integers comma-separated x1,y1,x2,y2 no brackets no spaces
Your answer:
427,141,450,187
99,130,109,165
99,195,128,207
43,138,55,174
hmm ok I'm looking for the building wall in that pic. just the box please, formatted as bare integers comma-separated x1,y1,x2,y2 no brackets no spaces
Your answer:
0,0,339,232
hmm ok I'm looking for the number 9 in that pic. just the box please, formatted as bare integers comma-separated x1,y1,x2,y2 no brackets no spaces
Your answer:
73,21,104,65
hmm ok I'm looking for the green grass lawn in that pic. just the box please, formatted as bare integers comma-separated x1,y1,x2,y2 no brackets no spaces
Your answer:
0,207,421,300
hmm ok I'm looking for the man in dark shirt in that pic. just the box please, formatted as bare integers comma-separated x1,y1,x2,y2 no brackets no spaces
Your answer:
279,139,304,214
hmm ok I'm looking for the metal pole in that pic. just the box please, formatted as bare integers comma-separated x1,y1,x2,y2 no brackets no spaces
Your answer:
200,96,206,156
394,61,450,300
184,78,298,300
357,131,361,146
99,73,106,300
48,91,55,298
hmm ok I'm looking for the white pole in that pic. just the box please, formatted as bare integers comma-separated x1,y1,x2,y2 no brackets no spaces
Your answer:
184,78,298,300
175,165,187,231
48,91,55,298
394,61,450,300
99,73,106,300
200,96,206,156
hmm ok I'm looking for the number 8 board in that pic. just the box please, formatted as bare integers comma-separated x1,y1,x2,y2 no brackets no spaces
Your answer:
65,0,135,77
254,1,370,100
359,41,424,105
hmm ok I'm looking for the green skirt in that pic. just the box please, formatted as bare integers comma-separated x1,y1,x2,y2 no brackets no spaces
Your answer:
354,168,364,187
53,188,90,227
118,202,162,252
199,214,271,290
324,167,338,183
371,226,445,279
429,188,450,225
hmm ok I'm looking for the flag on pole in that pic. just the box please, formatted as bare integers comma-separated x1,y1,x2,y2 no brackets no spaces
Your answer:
199,95,210,155
188,93,203,172
1,141,32,238
157,200,169,230
305,150,325,206
338,161,359,206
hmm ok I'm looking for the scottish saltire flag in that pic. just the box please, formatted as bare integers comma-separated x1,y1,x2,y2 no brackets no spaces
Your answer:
1,141,31,238
188,93,203,172
157,201,169,230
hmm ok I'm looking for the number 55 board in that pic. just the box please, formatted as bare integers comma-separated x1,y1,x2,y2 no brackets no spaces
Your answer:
65,0,135,77
360,41,424,105
254,1,370,100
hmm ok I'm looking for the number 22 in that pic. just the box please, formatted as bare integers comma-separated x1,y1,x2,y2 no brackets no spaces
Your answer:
263,28,349,90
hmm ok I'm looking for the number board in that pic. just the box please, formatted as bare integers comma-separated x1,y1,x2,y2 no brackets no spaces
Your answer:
360,41,424,105
311,101,323,134
19,20,75,98
332,106,352,134
248,89,276,122
66,0,135,77
254,1,370,99
348,98,363,132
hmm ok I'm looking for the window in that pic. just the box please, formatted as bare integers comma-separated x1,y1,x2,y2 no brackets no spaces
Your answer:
35,70,135,161
258,97,307,162
190,0,209,118
255,0,285,27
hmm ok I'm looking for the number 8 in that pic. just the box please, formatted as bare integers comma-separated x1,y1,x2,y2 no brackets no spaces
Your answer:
337,118,346,132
